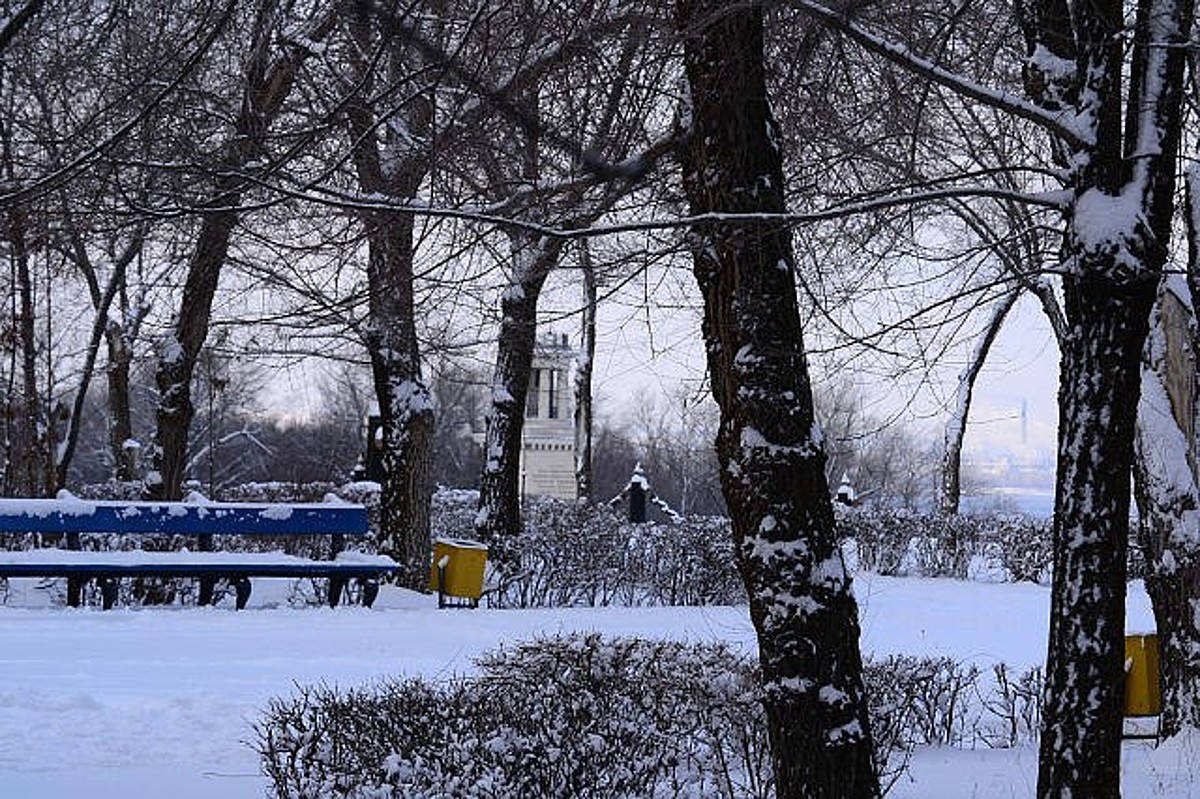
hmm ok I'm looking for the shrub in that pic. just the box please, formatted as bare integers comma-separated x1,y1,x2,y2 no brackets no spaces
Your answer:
257,635,772,799
256,633,1046,799
472,496,744,608
836,506,1054,584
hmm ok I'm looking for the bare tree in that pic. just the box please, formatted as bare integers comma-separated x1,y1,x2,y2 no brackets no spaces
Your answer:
1016,5,1191,792
147,0,333,500
339,4,441,588
1126,48,1200,738
675,2,878,795
428,360,485,489
472,1,665,546
784,2,1194,792
574,239,598,500
1134,279,1200,736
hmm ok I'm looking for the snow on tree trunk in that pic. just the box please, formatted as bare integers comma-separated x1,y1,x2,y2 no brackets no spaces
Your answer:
107,325,138,482
940,287,1019,515
476,235,563,547
574,240,597,501
1134,282,1200,736
676,2,878,796
1130,160,1200,737
9,205,52,496
146,6,325,500
363,208,435,591
345,11,437,591
1013,1,1193,792
148,211,235,500
1040,268,1156,795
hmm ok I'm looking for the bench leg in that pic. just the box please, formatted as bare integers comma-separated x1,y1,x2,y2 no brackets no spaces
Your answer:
99,578,118,610
198,577,216,606
360,578,380,608
67,577,84,608
234,578,252,610
328,577,347,608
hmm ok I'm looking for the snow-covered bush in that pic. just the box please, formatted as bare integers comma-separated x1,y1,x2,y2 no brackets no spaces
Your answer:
257,634,772,799
256,633,1048,799
976,663,1044,749
985,515,1054,583
866,655,982,748
859,655,1043,793
479,497,744,608
836,506,1055,583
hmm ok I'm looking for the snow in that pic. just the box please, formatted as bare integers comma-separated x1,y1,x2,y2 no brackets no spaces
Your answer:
0,574,1191,798
0,548,397,568
258,505,293,521
161,339,184,365
1070,185,1147,274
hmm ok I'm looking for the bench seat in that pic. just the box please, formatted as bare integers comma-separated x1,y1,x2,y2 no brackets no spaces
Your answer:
0,548,398,576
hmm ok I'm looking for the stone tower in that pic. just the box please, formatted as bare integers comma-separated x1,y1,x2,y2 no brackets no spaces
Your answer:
521,333,577,500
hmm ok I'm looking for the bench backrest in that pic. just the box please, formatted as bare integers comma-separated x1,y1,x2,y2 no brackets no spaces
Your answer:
0,498,369,537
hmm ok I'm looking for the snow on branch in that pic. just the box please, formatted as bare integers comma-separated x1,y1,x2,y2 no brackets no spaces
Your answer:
788,0,1094,150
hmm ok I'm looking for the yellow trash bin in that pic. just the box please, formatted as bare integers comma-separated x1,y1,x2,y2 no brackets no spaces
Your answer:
1124,633,1161,717
429,538,488,607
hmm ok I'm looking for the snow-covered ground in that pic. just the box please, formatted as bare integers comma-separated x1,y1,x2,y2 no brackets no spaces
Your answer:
0,573,1193,798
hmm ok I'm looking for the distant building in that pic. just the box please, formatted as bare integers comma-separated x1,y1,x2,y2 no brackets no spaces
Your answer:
520,333,577,500
835,473,857,506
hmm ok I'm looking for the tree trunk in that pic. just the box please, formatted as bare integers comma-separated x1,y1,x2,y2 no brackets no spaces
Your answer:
1133,287,1200,735
107,322,138,482
148,210,236,500
940,286,1020,514
676,2,878,796
476,81,565,548
574,239,597,501
476,234,563,546
1014,1,1193,792
1131,164,1200,738
344,11,439,591
10,206,50,496
1157,158,1200,734
1038,268,1156,796
56,232,144,490
363,208,435,589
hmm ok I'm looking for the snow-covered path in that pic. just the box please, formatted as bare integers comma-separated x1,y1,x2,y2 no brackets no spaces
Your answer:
0,574,1190,798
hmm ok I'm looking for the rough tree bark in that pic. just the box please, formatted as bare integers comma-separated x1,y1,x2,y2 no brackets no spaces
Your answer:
1134,283,1200,736
676,2,879,796
361,207,435,588
1132,160,1200,736
57,229,145,488
1014,0,1194,793
476,232,565,545
106,307,143,482
342,9,439,589
6,203,51,496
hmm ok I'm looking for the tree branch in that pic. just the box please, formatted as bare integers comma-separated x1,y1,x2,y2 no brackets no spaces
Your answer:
787,0,1094,150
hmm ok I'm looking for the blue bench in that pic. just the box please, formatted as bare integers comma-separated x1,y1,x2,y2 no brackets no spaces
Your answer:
0,495,398,609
